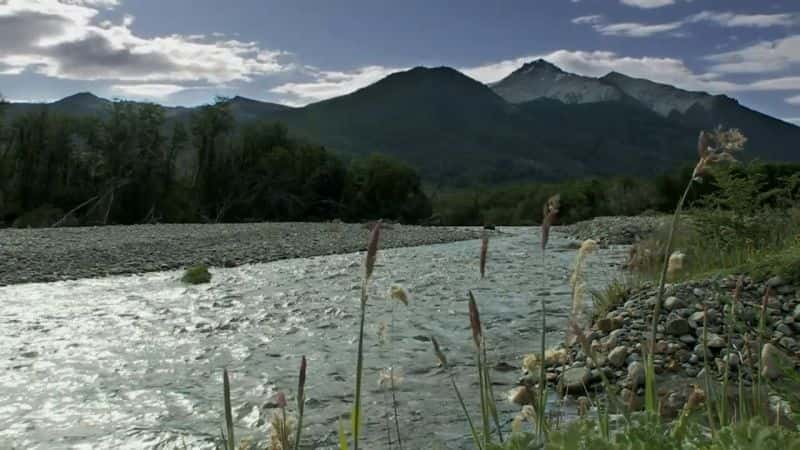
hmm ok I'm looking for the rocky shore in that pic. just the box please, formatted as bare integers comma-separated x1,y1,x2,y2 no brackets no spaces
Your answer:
526,275,799,415
560,215,667,246
0,222,481,285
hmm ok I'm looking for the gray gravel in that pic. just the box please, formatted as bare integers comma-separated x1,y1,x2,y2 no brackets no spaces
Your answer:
0,222,482,285
559,215,668,245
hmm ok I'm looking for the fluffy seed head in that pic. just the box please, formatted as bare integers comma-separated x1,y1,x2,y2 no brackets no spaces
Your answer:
667,251,685,278
388,284,410,306
275,392,288,408
507,386,533,406
541,194,561,250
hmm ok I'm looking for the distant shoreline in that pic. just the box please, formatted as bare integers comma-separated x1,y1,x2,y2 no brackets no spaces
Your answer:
0,222,482,286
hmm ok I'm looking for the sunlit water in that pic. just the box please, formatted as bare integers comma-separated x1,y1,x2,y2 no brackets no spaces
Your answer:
0,227,627,449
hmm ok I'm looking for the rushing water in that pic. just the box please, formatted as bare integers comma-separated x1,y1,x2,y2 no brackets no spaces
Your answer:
0,227,627,449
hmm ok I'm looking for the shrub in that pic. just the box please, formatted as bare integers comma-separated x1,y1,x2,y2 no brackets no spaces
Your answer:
181,264,212,284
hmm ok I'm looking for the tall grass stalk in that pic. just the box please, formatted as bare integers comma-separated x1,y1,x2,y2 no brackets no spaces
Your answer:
702,305,716,435
431,335,483,450
538,194,559,442
293,356,307,450
351,221,381,450
223,368,235,450
468,292,491,447
647,129,746,410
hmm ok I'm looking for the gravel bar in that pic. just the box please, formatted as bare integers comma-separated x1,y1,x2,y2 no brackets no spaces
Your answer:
0,222,482,286
559,215,668,245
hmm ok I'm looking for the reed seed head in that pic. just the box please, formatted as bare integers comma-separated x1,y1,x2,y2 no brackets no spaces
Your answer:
507,386,533,406
468,291,482,350
480,231,489,279
667,251,685,279
275,391,288,408
388,284,410,306
378,367,404,387
365,220,381,279
430,335,448,367
298,356,307,403
541,194,561,251
694,127,747,177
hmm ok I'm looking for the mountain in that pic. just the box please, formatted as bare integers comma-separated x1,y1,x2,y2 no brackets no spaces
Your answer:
4,61,800,184
492,59,626,104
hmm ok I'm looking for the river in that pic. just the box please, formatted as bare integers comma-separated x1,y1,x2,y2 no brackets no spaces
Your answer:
0,227,627,449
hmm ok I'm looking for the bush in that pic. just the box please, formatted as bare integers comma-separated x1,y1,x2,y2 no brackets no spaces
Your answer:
181,264,212,284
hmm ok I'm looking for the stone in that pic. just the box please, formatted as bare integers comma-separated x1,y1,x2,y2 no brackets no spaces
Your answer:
776,323,794,337
608,346,628,368
679,334,696,345
762,343,786,380
767,276,786,288
559,367,591,395
664,296,685,311
627,361,646,388
666,318,690,336
706,333,725,348
597,317,623,333
779,337,797,351
794,304,800,320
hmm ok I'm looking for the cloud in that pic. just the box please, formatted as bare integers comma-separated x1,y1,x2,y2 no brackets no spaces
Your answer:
619,0,676,9
786,95,800,105
270,65,401,104
689,11,799,28
575,11,799,38
110,83,187,98
706,35,800,73
784,117,800,125
571,15,604,25
0,0,289,85
594,20,684,37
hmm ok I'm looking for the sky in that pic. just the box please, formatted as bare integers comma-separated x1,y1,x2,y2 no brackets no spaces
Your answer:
1,0,799,124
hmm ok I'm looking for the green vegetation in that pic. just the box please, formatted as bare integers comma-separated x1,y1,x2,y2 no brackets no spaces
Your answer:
433,161,800,226
181,264,212,284
0,97,431,227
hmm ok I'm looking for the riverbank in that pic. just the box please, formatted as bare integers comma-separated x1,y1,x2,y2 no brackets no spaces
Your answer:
0,222,482,285
534,275,799,417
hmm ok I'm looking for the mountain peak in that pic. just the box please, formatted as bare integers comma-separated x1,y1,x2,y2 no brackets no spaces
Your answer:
493,60,624,105
519,59,562,73
56,92,102,103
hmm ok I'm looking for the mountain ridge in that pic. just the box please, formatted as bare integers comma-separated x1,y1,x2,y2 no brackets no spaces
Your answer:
3,61,799,184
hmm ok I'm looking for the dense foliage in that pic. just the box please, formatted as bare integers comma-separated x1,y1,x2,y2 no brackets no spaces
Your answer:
0,97,431,227
433,162,800,226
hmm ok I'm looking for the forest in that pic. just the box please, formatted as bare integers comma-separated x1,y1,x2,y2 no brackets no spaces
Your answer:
0,96,432,227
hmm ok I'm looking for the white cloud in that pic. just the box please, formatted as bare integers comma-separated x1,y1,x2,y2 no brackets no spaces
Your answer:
575,11,798,38
593,20,684,37
270,65,401,104
786,95,800,105
572,15,603,25
706,35,800,73
620,0,676,9
784,117,800,125
110,83,187,98
749,77,800,90
689,11,798,28
0,0,289,85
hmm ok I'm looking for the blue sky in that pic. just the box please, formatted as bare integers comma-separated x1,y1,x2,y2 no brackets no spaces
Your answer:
1,0,799,124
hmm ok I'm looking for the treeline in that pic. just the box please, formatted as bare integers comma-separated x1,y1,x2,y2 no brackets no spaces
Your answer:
432,162,800,226
0,97,431,227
